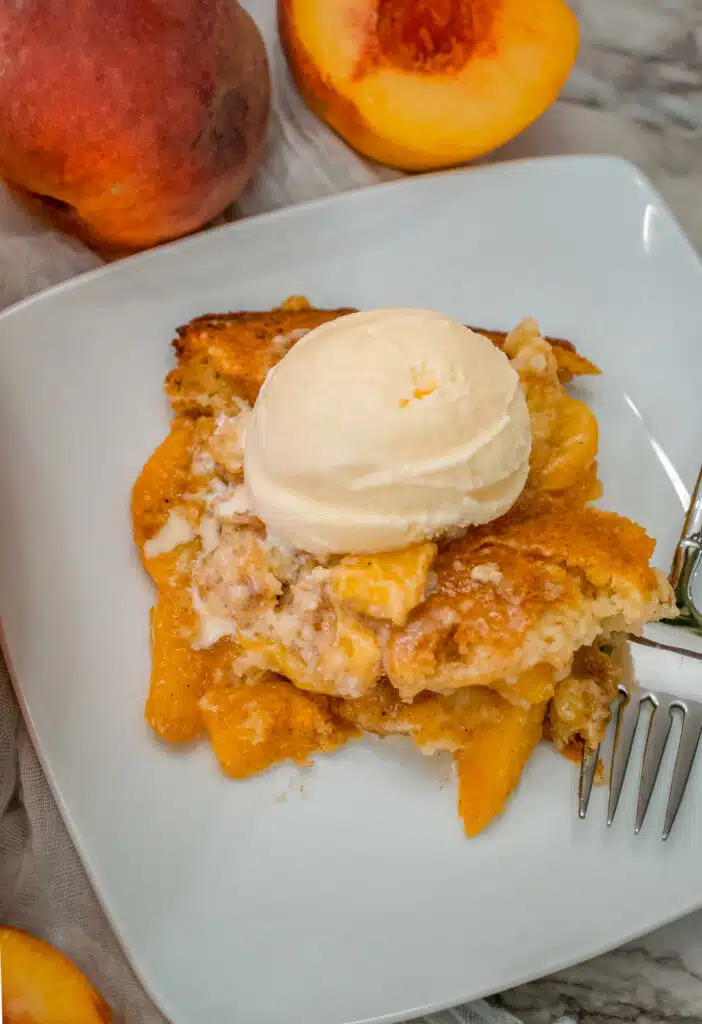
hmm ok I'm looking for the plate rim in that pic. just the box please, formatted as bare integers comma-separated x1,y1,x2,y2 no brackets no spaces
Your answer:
2,152,702,1023
0,154,700,337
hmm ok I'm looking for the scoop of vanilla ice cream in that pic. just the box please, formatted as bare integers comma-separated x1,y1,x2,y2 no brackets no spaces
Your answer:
244,308,531,555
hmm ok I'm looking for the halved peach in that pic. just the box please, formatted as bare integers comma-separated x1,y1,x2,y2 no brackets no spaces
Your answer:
0,927,111,1023
279,0,579,170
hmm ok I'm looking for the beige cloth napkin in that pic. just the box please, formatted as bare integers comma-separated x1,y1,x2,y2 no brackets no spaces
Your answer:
0,2,698,1019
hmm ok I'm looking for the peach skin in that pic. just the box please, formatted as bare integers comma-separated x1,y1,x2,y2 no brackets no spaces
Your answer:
0,0,270,251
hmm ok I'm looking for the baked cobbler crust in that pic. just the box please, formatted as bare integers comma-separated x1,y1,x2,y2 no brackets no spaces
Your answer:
131,297,676,835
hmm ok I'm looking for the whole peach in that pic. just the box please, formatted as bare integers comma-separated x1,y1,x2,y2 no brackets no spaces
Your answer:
0,0,270,250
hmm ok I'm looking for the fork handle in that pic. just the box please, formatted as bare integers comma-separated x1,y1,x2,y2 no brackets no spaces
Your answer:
668,461,702,630
670,462,702,583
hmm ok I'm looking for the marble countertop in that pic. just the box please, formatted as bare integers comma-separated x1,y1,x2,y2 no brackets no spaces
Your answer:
493,3,702,1021
564,0,702,255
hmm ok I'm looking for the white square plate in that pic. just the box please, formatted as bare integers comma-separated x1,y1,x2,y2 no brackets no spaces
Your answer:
1,156,702,1024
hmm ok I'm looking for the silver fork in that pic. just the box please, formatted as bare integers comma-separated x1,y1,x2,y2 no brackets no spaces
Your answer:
579,461,702,839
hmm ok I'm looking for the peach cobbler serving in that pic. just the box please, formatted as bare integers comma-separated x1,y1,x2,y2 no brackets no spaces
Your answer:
132,297,676,836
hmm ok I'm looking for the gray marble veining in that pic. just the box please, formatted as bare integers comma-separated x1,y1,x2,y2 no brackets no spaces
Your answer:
564,0,702,135
498,946,702,1023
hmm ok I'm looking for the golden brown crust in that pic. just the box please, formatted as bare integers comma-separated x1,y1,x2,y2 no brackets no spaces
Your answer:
452,504,659,595
166,298,356,413
387,504,665,698
165,298,600,417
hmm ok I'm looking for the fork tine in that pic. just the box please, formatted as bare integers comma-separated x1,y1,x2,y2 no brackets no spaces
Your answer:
578,745,599,819
607,687,641,826
635,695,673,833
662,701,702,840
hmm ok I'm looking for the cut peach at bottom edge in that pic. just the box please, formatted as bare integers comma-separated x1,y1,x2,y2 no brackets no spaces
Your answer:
0,927,111,1024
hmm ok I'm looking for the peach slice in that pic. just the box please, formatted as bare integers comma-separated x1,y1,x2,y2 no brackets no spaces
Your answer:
456,701,546,836
0,927,111,1023
279,0,579,170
